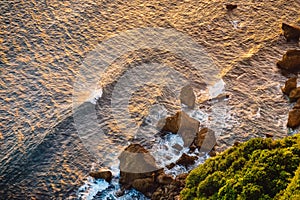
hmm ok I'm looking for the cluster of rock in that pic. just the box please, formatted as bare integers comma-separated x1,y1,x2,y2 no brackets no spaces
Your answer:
89,109,217,199
117,143,185,199
278,22,300,130
281,77,300,129
117,110,216,199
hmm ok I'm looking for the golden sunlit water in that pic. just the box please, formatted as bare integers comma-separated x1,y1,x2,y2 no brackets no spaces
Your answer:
0,0,300,199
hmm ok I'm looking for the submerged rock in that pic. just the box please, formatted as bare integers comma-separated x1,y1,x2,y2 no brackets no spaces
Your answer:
287,109,300,128
282,77,297,95
118,144,162,188
289,87,300,102
179,85,196,109
282,23,300,42
277,50,300,73
159,111,200,147
225,4,237,10
194,128,217,152
89,169,112,182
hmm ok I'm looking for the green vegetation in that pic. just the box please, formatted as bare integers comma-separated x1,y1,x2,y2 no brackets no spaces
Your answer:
181,134,300,200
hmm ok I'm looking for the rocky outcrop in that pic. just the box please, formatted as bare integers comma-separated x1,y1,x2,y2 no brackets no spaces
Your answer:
151,173,188,200
277,50,300,73
282,23,300,42
282,77,297,95
179,85,196,109
89,169,112,182
159,111,200,147
194,128,217,152
289,87,300,102
131,178,157,195
118,143,162,194
287,109,300,128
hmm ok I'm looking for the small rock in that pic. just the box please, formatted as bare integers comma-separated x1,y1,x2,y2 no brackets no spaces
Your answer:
172,143,183,151
194,128,217,152
287,109,300,128
233,141,241,146
208,150,217,157
160,111,200,147
289,87,300,102
277,50,300,73
264,133,274,138
282,23,300,42
225,4,237,10
156,174,174,185
176,153,197,167
188,143,196,153
179,85,196,108
282,77,297,95
89,169,112,182
166,162,176,170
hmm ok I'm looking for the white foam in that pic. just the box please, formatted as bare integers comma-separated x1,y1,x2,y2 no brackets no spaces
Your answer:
88,88,103,104
78,178,109,200
208,79,225,99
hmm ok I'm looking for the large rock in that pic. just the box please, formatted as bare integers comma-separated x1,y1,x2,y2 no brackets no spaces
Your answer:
179,85,196,108
159,111,200,146
289,87,300,102
282,23,300,42
287,109,300,128
282,77,297,95
277,50,300,73
194,128,217,152
89,169,112,182
118,144,162,186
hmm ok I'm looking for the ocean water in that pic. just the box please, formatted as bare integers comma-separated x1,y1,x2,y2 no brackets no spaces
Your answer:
0,0,300,199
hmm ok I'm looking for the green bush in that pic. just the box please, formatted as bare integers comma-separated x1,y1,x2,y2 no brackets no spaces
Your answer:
181,134,300,200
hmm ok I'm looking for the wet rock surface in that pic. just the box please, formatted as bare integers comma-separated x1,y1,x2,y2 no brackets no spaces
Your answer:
277,50,300,73
159,111,200,147
176,153,197,168
89,169,112,182
281,77,297,95
194,128,217,152
287,109,300,128
118,143,193,198
289,87,300,102
119,144,162,187
282,23,300,42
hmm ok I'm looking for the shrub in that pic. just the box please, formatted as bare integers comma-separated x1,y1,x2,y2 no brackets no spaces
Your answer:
181,134,300,199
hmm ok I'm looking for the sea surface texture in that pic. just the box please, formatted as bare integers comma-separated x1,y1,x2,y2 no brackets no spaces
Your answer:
0,0,300,199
